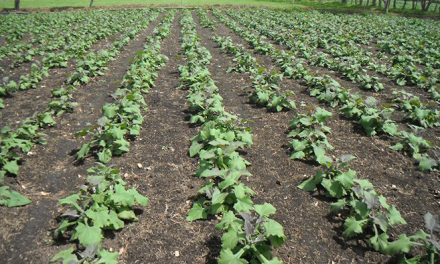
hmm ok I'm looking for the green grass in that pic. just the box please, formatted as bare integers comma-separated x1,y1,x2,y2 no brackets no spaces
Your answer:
0,0,300,9
1,0,437,17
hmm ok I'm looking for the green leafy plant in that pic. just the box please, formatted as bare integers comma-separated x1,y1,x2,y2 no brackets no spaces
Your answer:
52,165,148,263
393,91,440,128
217,206,286,264
299,155,409,255
404,213,440,264
288,107,333,164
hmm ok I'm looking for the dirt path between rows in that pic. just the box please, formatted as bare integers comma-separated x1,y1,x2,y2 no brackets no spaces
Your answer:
111,12,217,264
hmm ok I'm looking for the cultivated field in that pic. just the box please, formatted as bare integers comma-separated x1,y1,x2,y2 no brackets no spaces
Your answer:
0,7,439,264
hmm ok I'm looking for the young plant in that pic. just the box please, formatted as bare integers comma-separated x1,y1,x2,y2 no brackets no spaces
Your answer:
217,205,286,264
299,155,409,255
52,165,148,263
288,107,333,164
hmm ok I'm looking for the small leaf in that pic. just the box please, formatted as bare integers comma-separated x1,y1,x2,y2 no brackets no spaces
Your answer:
76,143,90,160
343,217,366,238
3,160,19,175
218,249,248,264
74,223,102,246
254,203,276,217
96,249,119,264
187,200,207,221
0,186,31,207
50,247,78,264
221,229,239,249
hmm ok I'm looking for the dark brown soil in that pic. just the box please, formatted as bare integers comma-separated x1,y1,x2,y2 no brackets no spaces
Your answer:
112,14,219,263
0,9,439,264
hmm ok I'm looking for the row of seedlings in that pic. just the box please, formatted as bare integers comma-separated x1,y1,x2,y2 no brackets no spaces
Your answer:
204,10,440,262
198,12,294,112
0,9,155,109
0,11,88,59
212,10,438,171
180,11,286,263
247,9,439,102
229,10,386,93
210,11,440,263
227,9,439,131
293,108,440,263
212,36,295,112
50,11,176,264
0,11,161,207
5,10,133,67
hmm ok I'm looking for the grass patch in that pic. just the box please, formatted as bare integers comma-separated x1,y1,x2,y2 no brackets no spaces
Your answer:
0,0,300,9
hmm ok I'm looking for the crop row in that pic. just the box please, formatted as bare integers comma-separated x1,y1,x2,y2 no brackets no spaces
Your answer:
0,10,146,62
226,10,440,129
240,9,439,103
0,9,155,110
257,9,439,70
199,10,439,263
2,10,141,68
0,10,161,207
180,10,286,263
50,11,175,264
212,10,438,172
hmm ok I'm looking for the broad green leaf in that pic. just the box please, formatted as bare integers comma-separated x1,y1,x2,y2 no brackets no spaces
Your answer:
98,148,112,164
187,200,207,221
3,160,19,175
330,199,346,212
234,196,254,213
200,167,224,177
390,143,404,151
381,234,413,255
343,217,366,238
96,250,119,264
221,229,239,249
417,155,437,172
334,169,356,189
313,145,332,165
315,107,332,123
40,112,56,126
382,121,399,136
59,193,82,212
387,206,406,226
128,188,149,206
85,207,114,229
263,219,286,247
0,186,31,207
189,141,203,157
216,211,241,231
50,247,78,264
107,210,125,230
290,151,305,160
322,178,344,198
211,188,228,205
74,223,102,246
117,210,137,221
254,203,276,217
76,143,90,160
297,171,324,192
